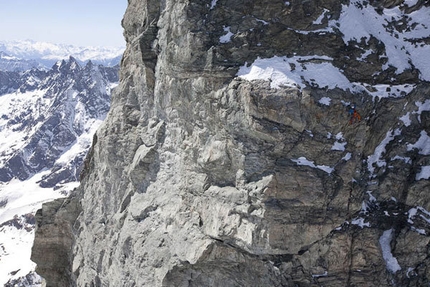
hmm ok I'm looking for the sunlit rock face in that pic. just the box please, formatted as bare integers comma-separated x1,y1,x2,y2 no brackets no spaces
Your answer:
33,0,430,286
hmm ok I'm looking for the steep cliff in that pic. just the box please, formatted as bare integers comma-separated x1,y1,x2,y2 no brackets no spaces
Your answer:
32,0,430,286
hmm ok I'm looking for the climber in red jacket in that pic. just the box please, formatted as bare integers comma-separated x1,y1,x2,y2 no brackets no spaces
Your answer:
349,104,361,124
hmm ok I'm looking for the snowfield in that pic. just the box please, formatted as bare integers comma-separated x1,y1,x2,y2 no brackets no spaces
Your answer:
0,172,77,284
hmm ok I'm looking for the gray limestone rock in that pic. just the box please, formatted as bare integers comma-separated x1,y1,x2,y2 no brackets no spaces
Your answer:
31,196,81,287
32,0,430,286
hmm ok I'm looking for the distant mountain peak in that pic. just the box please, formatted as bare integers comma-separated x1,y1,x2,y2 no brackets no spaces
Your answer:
0,51,17,60
0,39,125,70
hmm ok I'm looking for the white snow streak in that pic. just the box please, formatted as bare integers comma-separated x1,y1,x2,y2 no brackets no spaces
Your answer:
313,8,330,25
379,229,401,273
210,0,218,10
291,157,334,174
351,217,370,228
367,129,401,176
342,152,352,161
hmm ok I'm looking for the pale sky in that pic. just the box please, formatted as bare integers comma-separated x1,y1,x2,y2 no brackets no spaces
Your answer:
0,0,127,47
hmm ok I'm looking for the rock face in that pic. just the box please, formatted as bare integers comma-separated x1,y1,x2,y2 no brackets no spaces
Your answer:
33,0,430,286
31,196,81,286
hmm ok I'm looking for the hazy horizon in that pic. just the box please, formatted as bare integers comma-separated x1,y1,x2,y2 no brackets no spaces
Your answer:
0,0,127,47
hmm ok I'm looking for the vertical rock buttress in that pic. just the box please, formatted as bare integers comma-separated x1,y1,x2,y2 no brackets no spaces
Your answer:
32,0,430,286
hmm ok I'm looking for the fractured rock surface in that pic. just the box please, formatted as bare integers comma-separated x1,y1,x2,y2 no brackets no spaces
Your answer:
32,0,430,286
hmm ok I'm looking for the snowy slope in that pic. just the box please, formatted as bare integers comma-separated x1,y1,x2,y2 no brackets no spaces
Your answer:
0,172,78,286
0,58,118,286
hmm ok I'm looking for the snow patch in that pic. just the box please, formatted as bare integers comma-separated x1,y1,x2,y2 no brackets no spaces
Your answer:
391,155,411,164
351,217,370,228
365,84,415,100
237,56,415,99
0,172,67,225
237,55,349,90
342,152,352,161
414,100,430,122
331,132,346,151
319,97,331,106
379,229,401,273
367,190,377,202
220,26,234,43
0,225,42,285
367,129,401,176
404,0,419,6
358,48,373,61
332,141,346,151
407,130,430,155
313,8,329,25
399,112,411,127
291,157,334,174
408,206,430,226
416,166,430,181
210,0,218,9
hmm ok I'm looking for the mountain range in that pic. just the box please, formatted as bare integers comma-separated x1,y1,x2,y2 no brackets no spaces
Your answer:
0,48,119,285
0,40,124,71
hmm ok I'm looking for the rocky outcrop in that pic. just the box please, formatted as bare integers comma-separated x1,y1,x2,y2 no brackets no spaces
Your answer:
31,196,81,286
33,0,430,286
